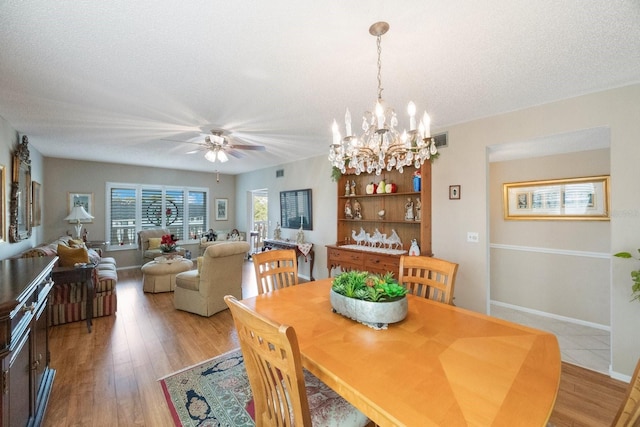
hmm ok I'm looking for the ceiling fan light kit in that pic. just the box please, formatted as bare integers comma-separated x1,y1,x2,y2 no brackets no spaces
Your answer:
182,128,266,163
329,21,438,176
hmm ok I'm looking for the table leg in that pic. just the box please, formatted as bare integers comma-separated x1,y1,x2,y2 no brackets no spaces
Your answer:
85,276,94,333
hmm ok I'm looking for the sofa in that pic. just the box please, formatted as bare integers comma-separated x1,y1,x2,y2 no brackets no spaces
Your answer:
20,235,118,326
199,228,246,255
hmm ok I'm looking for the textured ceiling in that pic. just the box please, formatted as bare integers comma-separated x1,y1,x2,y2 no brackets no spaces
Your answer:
1,1,639,174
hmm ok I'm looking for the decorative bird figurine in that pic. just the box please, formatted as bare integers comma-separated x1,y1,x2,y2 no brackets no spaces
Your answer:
378,209,385,219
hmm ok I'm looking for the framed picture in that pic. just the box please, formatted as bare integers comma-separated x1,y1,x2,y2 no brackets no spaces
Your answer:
215,198,228,221
449,185,461,200
32,181,41,226
280,188,313,230
503,175,610,220
0,164,5,242
68,192,94,223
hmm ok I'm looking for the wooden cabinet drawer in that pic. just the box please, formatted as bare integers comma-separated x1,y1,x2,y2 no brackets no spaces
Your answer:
364,254,399,276
328,248,363,263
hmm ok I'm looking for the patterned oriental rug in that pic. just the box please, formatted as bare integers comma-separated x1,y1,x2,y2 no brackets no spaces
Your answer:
159,349,255,426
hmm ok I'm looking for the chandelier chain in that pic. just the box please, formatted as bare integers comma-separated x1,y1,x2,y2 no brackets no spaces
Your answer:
376,34,383,100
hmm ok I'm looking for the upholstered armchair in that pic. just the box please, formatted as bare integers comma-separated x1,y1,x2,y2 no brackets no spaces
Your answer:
174,241,250,316
137,228,185,262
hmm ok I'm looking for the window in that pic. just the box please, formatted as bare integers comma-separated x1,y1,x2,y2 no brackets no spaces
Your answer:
107,183,209,250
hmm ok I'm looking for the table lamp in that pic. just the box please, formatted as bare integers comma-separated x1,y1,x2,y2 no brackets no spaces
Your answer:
64,205,94,239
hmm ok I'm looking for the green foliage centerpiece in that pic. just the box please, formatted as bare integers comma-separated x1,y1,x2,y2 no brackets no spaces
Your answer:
330,270,408,329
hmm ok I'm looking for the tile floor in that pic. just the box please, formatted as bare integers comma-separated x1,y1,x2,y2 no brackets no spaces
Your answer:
490,303,610,374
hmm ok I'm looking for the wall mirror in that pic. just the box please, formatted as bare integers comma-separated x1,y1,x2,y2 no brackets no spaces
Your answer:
9,135,32,242
280,188,313,230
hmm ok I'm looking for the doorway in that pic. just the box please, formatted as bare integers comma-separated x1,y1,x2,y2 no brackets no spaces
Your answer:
250,189,268,255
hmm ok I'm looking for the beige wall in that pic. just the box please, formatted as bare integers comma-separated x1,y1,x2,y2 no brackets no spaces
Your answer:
489,149,611,325
235,156,335,280
427,84,640,377
43,158,235,268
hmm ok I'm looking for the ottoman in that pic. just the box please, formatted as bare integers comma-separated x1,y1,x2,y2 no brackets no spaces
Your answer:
141,258,194,293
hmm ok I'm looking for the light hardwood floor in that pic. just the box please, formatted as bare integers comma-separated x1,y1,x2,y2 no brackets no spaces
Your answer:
43,261,628,426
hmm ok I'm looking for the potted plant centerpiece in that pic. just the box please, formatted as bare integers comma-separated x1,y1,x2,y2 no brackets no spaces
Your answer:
160,234,178,253
330,270,408,329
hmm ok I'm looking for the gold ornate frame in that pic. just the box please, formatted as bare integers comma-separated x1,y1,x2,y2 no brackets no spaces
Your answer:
503,175,610,221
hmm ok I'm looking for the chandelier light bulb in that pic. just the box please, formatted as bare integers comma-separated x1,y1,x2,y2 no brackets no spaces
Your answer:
422,111,431,138
345,109,352,137
407,101,416,131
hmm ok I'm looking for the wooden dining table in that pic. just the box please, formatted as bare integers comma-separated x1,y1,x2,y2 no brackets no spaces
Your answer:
240,278,561,427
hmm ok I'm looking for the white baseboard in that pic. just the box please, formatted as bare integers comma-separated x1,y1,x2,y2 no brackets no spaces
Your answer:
490,300,610,332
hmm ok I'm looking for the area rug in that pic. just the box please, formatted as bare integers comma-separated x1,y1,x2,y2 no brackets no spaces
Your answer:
159,348,255,426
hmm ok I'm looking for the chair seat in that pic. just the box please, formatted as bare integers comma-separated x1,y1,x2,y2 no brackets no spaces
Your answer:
175,269,199,291
302,369,369,426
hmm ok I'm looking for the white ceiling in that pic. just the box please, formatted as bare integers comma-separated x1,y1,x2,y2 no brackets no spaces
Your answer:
1,1,639,175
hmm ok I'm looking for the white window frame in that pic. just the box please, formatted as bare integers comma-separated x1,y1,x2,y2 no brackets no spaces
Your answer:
106,182,209,251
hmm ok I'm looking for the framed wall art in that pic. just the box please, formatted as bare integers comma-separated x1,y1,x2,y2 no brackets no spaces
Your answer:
280,188,313,230
68,192,94,222
32,181,41,226
503,175,610,220
215,198,228,221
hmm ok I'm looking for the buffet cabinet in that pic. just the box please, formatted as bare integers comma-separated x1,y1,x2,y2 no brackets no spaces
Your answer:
0,257,57,427
327,161,432,277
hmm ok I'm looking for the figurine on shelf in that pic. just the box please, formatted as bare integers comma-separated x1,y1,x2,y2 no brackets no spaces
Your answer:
273,222,282,240
345,180,351,197
353,199,362,220
415,197,421,221
344,199,353,219
350,179,356,196
409,239,420,256
405,198,414,221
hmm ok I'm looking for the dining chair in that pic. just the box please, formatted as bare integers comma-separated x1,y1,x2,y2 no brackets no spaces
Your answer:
398,255,459,305
224,295,371,427
612,358,640,426
252,249,298,294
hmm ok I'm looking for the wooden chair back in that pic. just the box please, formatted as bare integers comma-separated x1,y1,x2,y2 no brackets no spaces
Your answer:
224,295,311,426
252,249,298,294
612,358,640,426
398,255,459,305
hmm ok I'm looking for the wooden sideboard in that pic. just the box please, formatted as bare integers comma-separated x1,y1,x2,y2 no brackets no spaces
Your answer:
326,244,402,278
0,256,57,427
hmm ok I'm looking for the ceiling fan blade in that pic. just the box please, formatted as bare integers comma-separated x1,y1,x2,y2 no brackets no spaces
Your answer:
229,143,266,151
227,149,246,159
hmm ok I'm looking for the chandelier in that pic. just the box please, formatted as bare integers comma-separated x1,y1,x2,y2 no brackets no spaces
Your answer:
329,21,438,176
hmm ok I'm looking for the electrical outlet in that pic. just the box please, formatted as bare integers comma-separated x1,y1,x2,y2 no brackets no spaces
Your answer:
467,232,479,243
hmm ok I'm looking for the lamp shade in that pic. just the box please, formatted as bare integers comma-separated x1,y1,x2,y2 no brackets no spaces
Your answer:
64,205,94,222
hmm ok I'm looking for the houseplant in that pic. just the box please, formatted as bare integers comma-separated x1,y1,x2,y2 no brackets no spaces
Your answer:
330,270,408,329
160,234,178,253
613,248,640,302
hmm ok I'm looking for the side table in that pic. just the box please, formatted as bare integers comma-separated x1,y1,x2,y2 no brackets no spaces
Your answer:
51,264,96,332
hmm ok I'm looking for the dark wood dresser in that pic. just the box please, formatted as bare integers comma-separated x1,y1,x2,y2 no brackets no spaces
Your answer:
0,256,57,427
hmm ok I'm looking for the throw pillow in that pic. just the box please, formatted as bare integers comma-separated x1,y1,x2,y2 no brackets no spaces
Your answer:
57,244,89,267
69,239,86,248
148,237,162,249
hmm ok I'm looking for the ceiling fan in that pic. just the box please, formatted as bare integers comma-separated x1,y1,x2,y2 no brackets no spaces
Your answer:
183,129,266,163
